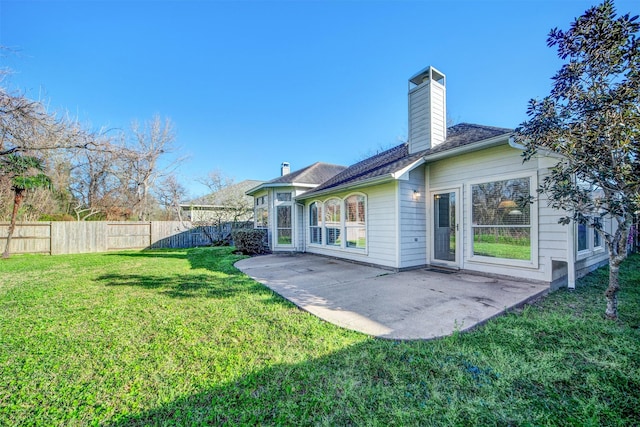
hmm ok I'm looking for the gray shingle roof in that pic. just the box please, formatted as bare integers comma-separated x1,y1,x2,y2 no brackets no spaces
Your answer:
300,123,513,197
427,123,513,155
188,179,264,206
264,162,348,185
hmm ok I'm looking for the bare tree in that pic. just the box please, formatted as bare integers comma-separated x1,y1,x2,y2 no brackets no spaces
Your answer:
156,173,187,222
0,87,90,158
197,170,253,224
189,170,255,245
68,135,125,220
1,56,97,223
120,116,179,221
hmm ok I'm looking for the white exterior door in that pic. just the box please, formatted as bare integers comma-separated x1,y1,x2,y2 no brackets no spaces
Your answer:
431,188,461,268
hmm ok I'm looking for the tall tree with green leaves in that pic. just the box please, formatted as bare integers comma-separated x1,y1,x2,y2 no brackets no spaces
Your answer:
1,154,51,258
515,0,639,319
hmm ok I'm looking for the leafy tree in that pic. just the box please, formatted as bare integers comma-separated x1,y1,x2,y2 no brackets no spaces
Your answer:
1,154,51,258
515,0,639,319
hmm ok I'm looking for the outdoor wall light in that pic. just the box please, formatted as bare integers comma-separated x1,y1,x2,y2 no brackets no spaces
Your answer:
412,190,421,201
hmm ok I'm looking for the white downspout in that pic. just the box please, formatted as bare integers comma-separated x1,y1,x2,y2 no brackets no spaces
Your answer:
568,220,576,289
296,202,305,252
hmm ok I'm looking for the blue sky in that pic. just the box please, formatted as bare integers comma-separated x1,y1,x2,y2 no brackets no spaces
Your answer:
2,0,636,198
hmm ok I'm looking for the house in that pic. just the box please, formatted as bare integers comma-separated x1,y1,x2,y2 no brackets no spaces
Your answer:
247,66,612,289
182,179,263,223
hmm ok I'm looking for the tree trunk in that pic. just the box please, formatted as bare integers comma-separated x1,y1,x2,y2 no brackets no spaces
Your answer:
604,224,629,320
2,188,25,259
604,258,620,319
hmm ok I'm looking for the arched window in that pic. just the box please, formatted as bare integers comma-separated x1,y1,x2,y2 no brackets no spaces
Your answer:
344,194,366,249
324,198,341,246
308,195,367,250
309,201,323,244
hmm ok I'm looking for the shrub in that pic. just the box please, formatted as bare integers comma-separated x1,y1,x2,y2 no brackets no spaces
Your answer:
232,228,270,255
38,213,75,221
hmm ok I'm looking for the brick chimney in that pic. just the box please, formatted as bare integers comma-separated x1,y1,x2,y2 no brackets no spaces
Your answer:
408,66,446,153
281,162,290,176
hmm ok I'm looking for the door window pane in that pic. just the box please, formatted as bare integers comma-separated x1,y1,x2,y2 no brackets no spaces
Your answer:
434,192,455,262
277,205,292,245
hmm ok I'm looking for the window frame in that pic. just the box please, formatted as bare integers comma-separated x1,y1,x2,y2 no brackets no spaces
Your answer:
309,201,323,245
574,180,606,259
254,194,269,229
344,194,367,249
308,193,367,252
323,198,342,247
467,172,538,269
576,217,605,259
275,191,293,246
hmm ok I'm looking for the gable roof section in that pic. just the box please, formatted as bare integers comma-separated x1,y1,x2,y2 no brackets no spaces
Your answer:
246,162,347,195
427,123,513,156
298,123,513,199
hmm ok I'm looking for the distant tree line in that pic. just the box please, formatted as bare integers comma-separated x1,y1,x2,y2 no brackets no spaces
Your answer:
0,54,187,227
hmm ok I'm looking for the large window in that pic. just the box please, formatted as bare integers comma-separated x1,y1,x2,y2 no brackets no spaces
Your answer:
254,195,268,228
310,194,366,250
345,195,366,249
471,177,531,261
309,201,322,244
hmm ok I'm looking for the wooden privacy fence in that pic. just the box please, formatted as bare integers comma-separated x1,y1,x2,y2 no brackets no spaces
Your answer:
0,221,251,255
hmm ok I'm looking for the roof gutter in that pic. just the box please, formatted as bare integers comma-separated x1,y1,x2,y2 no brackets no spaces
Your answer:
297,135,512,200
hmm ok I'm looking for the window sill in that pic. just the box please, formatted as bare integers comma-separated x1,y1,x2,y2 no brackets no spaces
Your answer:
577,247,606,260
308,243,367,254
467,255,538,269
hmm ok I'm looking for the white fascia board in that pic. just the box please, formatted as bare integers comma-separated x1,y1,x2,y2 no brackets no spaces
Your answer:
423,134,511,162
296,159,426,200
391,158,426,180
246,182,317,196
295,175,394,200
509,136,565,160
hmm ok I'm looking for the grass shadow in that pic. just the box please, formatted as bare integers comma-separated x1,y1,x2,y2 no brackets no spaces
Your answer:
97,248,277,301
103,329,640,426
105,247,247,274
96,272,260,299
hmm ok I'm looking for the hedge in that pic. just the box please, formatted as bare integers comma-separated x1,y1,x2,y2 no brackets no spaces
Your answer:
232,228,270,255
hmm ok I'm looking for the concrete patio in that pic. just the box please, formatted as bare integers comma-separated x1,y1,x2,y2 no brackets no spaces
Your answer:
235,253,550,340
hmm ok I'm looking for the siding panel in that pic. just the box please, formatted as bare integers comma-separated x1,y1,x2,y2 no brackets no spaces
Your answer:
305,182,398,268
429,144,550,282
399,168,427,268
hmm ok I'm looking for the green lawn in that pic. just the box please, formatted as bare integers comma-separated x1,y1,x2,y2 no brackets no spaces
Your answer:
473,241,531,260
1,248,639,426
